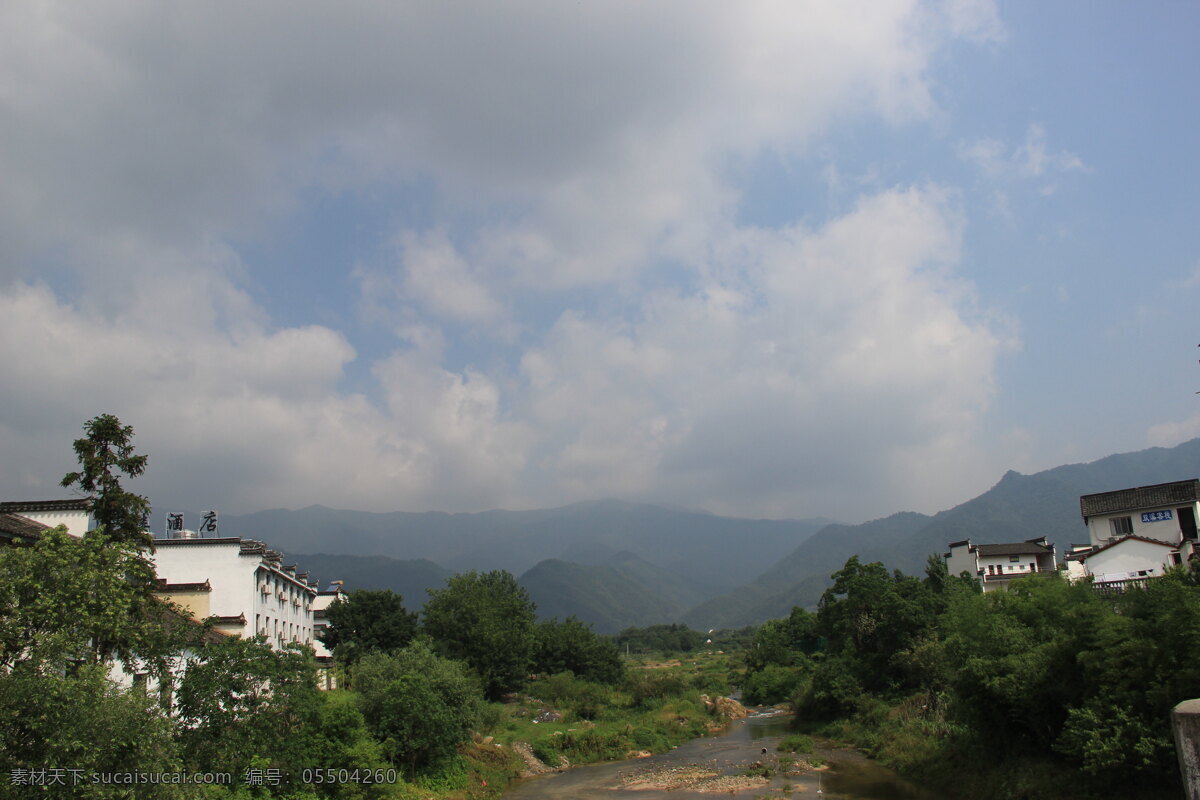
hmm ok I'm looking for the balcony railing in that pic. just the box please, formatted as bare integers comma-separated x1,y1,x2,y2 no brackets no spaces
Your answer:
1091,577,1154,595
982,569,1054,582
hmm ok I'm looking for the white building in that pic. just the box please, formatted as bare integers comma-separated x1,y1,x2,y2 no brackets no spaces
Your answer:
945,537,1057,593
1080,479,1200,548
0,499,91,537
1071,479,1199,590
150,535,317,649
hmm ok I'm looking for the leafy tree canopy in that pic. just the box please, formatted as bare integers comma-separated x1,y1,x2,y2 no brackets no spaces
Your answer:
175,636,324,780
533,616,625,684
318,589,418,665
61,413,152,548
0,526,185,676
613,623,706,655
354,642,481,776
422,570,536,699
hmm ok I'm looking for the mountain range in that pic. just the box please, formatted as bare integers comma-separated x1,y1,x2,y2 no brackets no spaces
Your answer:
209,438,1200,633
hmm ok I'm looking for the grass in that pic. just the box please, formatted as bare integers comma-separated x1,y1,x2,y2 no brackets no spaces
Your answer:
378,650,740,800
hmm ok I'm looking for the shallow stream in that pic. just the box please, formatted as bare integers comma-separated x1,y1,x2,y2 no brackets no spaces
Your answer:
501,714,942,799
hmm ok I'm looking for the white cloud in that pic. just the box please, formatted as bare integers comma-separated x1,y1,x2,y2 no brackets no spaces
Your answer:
0,1,1017,520
399,229,506,325
0,277,529,514
516,187,1009,518
939,0,1006,44
960,124,1089,194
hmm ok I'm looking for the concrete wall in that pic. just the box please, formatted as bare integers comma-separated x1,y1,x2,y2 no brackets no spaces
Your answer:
18,508,91,537
151,540,315,649
1087,500,1197,547
1086,538,1175,582
946,544,977,579
1174,700,1200,800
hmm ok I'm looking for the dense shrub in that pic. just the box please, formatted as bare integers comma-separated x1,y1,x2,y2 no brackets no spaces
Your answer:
354,643,481,776
742,663,807,705
533,617,624,684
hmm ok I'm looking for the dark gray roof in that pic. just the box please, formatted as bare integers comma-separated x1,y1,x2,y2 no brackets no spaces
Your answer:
0,499,89,513
1084,534,1177,559
155,579,212,593
1080,479,1200,520
0,513,50,543
975,542,1053,557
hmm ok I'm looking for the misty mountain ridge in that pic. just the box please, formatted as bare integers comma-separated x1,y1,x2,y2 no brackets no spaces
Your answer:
199,439,1200,632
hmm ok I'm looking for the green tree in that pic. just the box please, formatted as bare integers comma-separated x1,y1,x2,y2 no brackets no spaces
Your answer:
816,556,939,693
941,574,1093,751
0,525,186,676
422,570,536,699
0,665,185,799
354,643,481,776
744,607,820,673
60,413,152,548
533,617,624,684
0,525,198,798
175,636,324,781
613,624,706,655
318,589,418,665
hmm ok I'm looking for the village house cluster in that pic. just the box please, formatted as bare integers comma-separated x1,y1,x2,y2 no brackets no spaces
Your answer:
0,500,346,690
945,478,1200,593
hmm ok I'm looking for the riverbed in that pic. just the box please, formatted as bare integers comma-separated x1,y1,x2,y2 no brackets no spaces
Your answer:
502,713,942,799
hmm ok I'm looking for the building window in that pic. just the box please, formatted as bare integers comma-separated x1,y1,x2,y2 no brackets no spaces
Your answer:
1110,516,1133,536
1009,555,1020,562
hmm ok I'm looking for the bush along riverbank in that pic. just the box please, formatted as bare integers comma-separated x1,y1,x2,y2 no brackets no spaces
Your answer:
385,651,750,800
741,555,1200,800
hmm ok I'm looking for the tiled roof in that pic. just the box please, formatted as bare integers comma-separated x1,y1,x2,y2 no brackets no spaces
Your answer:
207,613,247,626
0,499,90,513
976,541,1053,557
1084,534,1178,559
0,513,50,542
1080,479,1200,520
155,579,212,593
155,536,244,546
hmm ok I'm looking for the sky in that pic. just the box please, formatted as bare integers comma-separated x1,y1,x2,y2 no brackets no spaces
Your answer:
2,1,1199,525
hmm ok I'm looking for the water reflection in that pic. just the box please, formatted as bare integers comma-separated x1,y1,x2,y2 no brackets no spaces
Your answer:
501,714,942,799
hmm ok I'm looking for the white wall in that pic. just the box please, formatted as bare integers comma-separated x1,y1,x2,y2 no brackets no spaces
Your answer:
151,540,315,649
1087,501,1198,547
19,508,91,537
1086,538,1175,581
946,544,977,579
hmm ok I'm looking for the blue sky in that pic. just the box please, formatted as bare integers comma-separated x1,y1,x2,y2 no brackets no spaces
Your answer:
2,1,1198,523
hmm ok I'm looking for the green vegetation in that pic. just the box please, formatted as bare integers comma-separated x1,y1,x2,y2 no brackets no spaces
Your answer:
613,623,706,654
533,616,624,684
743,552,1199,799
483,652,734,769
423,570,538,700
60,413,153,548
775,734,814,754
318,589,418,665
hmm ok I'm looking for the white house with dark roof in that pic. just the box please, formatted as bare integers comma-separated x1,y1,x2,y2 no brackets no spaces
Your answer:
945,537,1057,593
0,511,51,546
1079,478,1200,549
150,534,317,649
0,499,91,537
1070,479,1199,590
